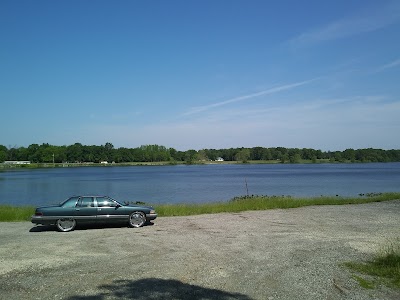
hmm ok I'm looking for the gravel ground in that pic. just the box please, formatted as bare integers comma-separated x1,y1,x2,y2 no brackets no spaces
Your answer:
0,201,400,300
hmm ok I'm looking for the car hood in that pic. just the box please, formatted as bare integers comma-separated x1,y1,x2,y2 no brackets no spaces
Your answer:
125,204,154,210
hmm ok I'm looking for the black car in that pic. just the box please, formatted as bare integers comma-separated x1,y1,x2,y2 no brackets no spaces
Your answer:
31,195,157,232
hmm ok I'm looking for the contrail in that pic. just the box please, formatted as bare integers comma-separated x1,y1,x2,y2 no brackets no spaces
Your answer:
183,78,318,116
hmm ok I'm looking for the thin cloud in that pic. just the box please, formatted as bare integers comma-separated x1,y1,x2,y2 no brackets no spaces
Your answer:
202,95,389,124
290,2,400,46
377,58,400,72
183,78,318,116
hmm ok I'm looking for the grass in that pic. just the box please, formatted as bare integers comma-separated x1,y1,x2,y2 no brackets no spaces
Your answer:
154,192,400,217
352,275,375,289
1,192,399,222
0,205,35,222
345,238,400,289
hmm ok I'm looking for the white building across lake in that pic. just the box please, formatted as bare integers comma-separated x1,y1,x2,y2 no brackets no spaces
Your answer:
3,161,31,165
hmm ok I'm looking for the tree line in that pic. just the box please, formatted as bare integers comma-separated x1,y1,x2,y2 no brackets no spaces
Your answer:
1,143,400,164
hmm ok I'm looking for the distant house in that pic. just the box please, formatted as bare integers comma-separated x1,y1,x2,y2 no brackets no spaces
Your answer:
100,161,108,164
3,161,31,165
215,157,224,162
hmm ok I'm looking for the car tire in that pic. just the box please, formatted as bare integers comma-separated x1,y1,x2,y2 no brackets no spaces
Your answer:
56,218,76,232
128,212,146,228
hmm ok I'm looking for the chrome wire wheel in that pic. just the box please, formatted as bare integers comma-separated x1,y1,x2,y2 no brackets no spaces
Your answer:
129,212,146,228
56,218,76,232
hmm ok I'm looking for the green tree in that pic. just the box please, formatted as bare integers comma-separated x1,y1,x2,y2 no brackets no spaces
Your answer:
289,153,301,163
103,142,115,162
281,153,289,163
196,150,208,161
261,148,273,160
185,150,197,164
27,144,40,162
334,152,344,162
0,145,7,162
235,148,250,163
250,147,264,160
66,143,83,162
276,147,288,161
343,148,356,162
203,149,219,161
7,146,19,161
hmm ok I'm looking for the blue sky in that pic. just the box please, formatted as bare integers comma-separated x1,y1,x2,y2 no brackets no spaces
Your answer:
1,0,399,151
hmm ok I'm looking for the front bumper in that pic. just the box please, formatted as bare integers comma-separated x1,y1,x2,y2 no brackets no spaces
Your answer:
146,213,158,221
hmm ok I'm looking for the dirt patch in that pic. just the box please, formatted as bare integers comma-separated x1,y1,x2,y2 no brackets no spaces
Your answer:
0,201,399,299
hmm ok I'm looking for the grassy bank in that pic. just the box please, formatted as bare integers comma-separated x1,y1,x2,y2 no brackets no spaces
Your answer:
155,192,400,217
1,192,399,222
0,205,35,222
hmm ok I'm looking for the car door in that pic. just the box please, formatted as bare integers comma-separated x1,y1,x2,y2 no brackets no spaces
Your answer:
74,196,97,224
95,196,128,224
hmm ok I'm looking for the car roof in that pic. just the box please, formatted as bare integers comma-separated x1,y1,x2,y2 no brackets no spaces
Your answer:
70,195,110,197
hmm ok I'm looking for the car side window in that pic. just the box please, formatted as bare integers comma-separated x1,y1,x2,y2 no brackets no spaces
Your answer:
77,197,94,207
96,197,116,207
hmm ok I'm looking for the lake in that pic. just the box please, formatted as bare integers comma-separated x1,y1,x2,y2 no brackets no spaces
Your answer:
1,163,400,206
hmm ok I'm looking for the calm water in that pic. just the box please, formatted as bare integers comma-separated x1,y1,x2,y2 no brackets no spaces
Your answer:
1,163,400,206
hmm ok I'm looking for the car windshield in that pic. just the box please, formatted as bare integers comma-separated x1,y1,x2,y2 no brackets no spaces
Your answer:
109,197,124,206
96,196,124,207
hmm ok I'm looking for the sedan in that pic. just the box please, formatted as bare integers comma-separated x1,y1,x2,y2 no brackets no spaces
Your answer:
31,195,157,232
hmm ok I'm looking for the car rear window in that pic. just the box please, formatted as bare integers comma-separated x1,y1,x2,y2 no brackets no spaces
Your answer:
61,197,79,208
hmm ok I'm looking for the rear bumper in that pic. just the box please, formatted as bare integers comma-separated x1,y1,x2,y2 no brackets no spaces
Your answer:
31,215,57,225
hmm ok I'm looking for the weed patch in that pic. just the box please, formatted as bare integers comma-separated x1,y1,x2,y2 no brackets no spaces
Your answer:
352,275,375,289
345,239,400,289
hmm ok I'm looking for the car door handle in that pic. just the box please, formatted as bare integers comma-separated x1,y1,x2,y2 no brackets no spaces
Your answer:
75,208,80,211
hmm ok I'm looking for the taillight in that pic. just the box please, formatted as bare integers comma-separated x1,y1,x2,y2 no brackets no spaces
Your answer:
35,212,43,216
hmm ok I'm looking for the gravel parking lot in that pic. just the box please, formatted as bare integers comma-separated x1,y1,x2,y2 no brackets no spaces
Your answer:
1,201,400,300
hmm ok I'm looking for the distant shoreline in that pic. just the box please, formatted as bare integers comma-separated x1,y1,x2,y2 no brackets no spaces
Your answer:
2,159,399,170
